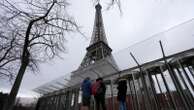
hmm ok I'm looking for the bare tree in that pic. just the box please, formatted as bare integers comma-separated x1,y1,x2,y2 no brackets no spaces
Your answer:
0,26,22,82
0,0,82,110
0,0,121,80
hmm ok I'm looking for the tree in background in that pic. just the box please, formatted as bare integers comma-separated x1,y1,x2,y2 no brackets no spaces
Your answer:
0,0,82,110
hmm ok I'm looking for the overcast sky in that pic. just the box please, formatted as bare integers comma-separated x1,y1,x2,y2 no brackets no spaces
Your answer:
1,0,194,97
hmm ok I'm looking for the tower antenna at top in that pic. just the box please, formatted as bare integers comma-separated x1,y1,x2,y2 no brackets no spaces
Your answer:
96,0,100,4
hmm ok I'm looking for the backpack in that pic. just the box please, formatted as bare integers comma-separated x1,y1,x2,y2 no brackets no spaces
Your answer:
96,84,103,95
92,81,100,96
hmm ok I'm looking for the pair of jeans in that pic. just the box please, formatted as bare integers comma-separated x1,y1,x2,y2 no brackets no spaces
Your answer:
94,95,106,110
119,101,127,110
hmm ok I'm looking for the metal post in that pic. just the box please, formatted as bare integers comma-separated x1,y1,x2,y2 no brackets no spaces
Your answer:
159,66,177,109
74,88,79,110
146,70,161,110
68,89,71,110
159,41,189,110
52,97,56,110
57,95,62,110
61,94,66,110
175,67,194,107
154,74,170,109
56,95,60,110
136,76,146,110
75,88,79,110
65,90,69,110
53,96,57,110
49,97,52,110
177,60,194,91
130,52,154,110
187,66,194,80
132,73,140,110
69,90,73,110
169,65,191,109
46,98,49,110
128,77,135,110
110,80,115,110
48,97,52,110
72,89,76,110
62,94,67,110
55,96,58,110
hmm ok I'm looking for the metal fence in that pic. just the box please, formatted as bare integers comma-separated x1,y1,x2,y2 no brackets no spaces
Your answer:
35,48,194,110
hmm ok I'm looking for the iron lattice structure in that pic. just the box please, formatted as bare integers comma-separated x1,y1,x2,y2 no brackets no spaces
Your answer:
79,4,119,70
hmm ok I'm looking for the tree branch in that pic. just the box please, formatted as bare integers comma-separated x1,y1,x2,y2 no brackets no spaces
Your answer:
0,37,15,62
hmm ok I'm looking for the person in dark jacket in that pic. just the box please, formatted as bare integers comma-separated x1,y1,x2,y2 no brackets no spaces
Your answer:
81,77,92,110
117,79,127,110
93,77,106,110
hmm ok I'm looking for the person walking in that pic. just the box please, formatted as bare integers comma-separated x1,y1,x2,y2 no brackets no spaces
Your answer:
117,79,128,110
92,77,107,110
81,77,92,110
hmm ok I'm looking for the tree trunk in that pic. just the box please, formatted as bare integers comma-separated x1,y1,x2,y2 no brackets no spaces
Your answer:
3,59,29,110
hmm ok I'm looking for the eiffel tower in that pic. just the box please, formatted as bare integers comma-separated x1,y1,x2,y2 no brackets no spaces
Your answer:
72,3,119,79
79,3,118,69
